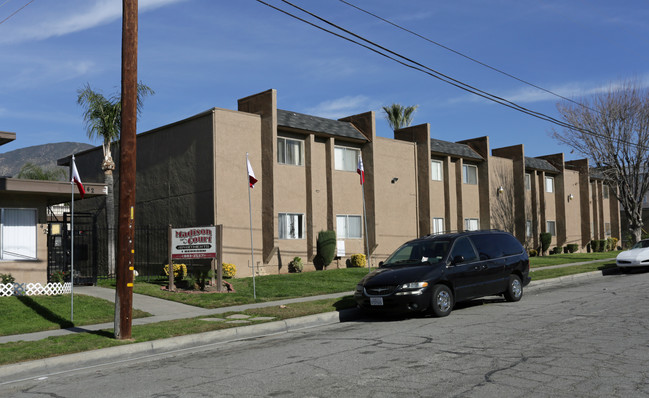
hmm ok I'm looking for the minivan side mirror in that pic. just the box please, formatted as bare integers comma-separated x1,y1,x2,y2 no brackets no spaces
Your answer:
451,255,465,265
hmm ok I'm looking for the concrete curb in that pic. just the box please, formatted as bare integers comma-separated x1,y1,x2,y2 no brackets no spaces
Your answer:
0,309,359,384
0,270,607,384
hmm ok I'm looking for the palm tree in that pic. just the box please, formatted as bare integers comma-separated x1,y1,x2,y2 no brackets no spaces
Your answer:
382,103,418,130
16,162,67,181
77,82,154,276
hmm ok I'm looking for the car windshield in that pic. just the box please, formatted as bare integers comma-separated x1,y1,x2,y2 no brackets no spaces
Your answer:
632,240,649,249
382,240,450,267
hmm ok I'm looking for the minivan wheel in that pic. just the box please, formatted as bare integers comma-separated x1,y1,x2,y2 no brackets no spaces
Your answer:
504,275,523,302
430,284,453,317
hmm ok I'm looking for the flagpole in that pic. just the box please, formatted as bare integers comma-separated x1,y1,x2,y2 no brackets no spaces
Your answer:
247,153,257,300
361,181,370,273
70,155,75,322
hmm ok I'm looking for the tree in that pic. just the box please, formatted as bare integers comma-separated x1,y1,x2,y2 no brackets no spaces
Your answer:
382,103,418,130
16,162,66,181
552,79,649,243
77,82,154,276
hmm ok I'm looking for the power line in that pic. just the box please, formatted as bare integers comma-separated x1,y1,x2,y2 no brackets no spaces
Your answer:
0,0,34,26
338,0,593,112
253,0,647,150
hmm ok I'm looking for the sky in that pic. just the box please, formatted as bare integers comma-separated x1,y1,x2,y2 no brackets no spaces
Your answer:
1,0,648,160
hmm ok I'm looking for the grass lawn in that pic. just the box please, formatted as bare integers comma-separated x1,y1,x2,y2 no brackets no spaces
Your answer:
98,267,370,308
0,296,355,366
530,251,619,268
1,295,151,336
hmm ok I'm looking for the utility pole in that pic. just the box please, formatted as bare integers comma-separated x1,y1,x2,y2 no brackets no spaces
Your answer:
115,0,138,340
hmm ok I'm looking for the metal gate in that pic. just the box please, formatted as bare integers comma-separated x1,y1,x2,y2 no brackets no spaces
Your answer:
47,212,98,285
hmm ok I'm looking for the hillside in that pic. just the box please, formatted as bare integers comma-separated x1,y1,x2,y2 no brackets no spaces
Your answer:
0,142,94,179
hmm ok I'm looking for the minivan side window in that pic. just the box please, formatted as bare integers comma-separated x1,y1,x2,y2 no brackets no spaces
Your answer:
449,237,478,264
498,233,524,256
469,234,504,260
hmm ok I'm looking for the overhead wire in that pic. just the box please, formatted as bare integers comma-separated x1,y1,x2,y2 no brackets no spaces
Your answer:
0,0,34,26
254,0,647,150
337,0,595,113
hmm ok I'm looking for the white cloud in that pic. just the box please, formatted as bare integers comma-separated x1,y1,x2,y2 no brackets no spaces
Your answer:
0,0,186,44
305,95,380,119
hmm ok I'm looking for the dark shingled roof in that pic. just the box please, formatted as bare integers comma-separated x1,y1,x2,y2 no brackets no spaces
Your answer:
277,109,367,141
430,138,483,161
525,157,559,173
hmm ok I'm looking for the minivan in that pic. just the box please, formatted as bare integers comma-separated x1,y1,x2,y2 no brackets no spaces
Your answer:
354,230,531,317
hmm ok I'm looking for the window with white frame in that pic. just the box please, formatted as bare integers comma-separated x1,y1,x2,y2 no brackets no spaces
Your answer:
605,222,611,237
545,176,554,193
431,160,443,181
1,208,37,260
464,218,479,231
336,215,362,239
546,220,556,236
526,220,532,238
334,146,360,172
277,137,303,166
432,217,444,235
525,173,531,191
462,164,478,185
278,213,304,239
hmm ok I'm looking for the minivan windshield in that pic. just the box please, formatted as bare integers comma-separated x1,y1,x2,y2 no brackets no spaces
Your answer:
382,240,450,267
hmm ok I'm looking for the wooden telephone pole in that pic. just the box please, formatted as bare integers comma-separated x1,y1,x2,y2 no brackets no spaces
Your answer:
114,0,138,340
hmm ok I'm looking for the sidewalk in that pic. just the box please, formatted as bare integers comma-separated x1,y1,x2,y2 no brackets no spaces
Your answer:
1,258,616,345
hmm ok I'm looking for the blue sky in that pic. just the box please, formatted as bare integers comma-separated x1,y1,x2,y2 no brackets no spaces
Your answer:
1,0,647,160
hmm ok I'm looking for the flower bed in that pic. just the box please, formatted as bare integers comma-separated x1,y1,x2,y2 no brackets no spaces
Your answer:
0,282,72,297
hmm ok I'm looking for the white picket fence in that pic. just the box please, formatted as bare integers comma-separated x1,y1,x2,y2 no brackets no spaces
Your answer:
0,282,72,297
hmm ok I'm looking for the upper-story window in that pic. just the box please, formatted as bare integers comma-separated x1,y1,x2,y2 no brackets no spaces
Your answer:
462,164,478,185
431,160,443,181
603,185,609,199
525,173,531,191
334,146,360,172
545,176,554,193
277,137,303,166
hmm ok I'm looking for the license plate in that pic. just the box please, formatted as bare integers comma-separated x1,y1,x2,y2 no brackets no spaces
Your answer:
370,297,383,306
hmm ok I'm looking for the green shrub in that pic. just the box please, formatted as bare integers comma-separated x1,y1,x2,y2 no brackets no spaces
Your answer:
540,233,552,255
346,253,366,268
0,273,15,284
598,240,607,252
567,244,579,253
50,271,68,284
590,240,600,252
288,257,303,273
314,230,336,270
528,249,537,257
563,246,569,254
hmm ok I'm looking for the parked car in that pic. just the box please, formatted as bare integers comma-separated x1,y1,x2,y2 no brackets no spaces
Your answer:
354,230,531,317
616,239,649,268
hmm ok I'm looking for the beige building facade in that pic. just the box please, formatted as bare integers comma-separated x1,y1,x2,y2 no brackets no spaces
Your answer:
71,89,621,278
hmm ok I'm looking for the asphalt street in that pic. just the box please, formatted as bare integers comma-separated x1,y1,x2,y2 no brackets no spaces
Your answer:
2,267,647,397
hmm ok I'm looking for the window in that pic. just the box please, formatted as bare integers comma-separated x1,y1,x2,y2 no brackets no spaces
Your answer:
1,208,37,260
545,176,554,193
605,222,611,237
449,237,478,263
334,146,360,172
278,213,304,239
526,220,532,238
431,160,443,181
462,164,478,185
546,221,556,236
337,215,362,239
464,218,479,231
432,218,444,235
277,137,303,166
603,185,609,199
525,173,531,191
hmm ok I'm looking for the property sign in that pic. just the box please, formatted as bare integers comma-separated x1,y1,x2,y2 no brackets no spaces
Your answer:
171,226,217,259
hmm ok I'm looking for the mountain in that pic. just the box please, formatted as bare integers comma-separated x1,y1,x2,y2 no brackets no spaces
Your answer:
0,142,94,178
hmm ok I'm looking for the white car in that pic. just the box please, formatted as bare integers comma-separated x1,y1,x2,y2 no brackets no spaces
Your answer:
616,240,649,268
